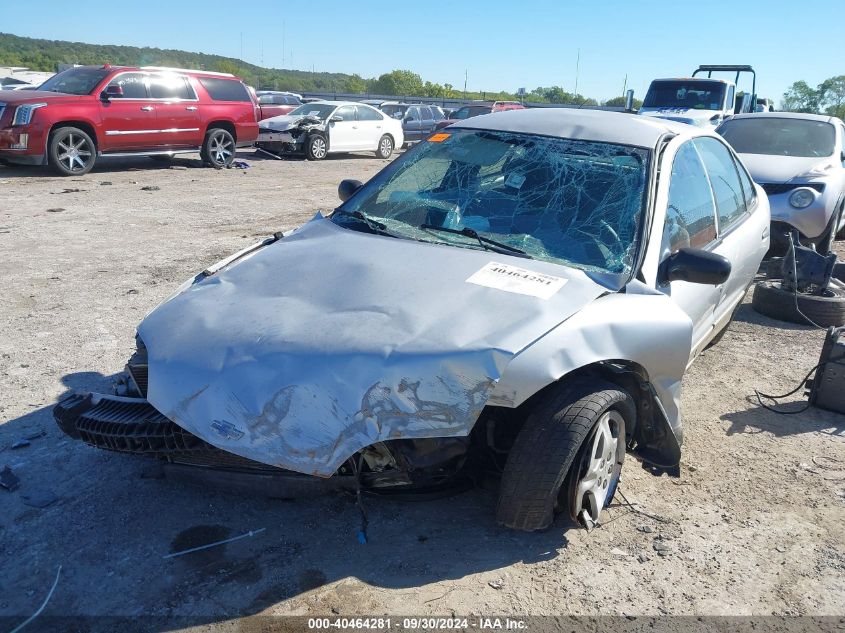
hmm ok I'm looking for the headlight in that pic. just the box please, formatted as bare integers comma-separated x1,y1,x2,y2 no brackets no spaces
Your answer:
789,188,816,209
12,103,47,126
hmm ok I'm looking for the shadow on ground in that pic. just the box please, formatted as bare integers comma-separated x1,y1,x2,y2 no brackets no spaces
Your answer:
0,370,572,627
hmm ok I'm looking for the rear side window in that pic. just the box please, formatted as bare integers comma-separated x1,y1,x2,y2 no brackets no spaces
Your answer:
694,137,747,231
149,74,194,100
733,155,757,211
663,141,717,253
198,77,251,102
108,73,148,99
357,106,383,121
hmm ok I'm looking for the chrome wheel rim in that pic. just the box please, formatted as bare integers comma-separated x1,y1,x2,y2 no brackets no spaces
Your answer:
311,137,327,158
209,131,233,165
56,133,93,172
570,410,623,526
379,137,392,156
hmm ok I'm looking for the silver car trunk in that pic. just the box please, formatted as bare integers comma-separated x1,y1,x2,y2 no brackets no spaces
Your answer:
138,217,610,476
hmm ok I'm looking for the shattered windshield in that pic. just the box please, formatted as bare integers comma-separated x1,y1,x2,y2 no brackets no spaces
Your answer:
38,67,110,95
718,118,836,158
643,80,726,110
335,129,650,274
289,104,336,120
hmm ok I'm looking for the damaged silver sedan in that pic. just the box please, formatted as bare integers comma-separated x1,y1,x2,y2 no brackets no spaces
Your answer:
55,109,769,531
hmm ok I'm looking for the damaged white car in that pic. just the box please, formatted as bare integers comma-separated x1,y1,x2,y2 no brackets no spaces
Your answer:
55,109,769,531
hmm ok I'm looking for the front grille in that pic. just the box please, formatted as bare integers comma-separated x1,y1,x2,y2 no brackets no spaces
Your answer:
126,363,148,398
761,182,825,196
54,393,280,471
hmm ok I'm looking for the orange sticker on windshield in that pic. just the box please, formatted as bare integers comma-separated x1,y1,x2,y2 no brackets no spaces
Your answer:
428,133,450,143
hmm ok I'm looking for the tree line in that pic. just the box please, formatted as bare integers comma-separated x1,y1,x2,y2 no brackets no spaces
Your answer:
0,32,635,105
781,76,845,118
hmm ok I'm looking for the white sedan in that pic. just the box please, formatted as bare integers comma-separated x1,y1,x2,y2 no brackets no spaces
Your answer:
718,112,845,251
256,100,404,160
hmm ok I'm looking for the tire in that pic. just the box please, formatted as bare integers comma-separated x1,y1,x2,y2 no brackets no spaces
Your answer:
496,378,634,532
305,134,328,161
752,279,845,327
376,134,394,159
202,128,235,169
765,257,784,279
48,126,96,176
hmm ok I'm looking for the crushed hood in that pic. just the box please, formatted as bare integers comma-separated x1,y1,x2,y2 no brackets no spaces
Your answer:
258,113,318,132
737,153,837,184
138,217,609,476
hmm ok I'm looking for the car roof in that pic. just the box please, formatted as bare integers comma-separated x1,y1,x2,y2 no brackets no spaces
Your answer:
312,100,373,107
727,111,840,124
452,108,700,148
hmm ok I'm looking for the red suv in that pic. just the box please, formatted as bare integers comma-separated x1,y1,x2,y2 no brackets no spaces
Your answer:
0,65,259,175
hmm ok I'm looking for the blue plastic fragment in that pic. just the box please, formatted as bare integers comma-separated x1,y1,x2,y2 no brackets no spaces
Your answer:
357,531,368,544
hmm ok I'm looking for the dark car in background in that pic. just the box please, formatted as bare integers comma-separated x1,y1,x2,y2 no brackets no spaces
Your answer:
379,102,446,145
434,101,524,130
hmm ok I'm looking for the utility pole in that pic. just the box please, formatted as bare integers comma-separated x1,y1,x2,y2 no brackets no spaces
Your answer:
463,69,467,100
240,32,243,62
574,48,580,97
282,21,286,68
622,74,627,97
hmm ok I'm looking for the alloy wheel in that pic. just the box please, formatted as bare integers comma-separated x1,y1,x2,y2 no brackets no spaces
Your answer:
311,137,327,159
209,131,234,165
56,133,93,173
568,410,623,527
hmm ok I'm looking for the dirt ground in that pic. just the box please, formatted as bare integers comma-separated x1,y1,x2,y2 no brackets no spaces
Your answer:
1,149,844,627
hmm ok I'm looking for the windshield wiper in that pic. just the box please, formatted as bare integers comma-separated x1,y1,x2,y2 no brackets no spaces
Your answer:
419,224,531,258
333,209,402,238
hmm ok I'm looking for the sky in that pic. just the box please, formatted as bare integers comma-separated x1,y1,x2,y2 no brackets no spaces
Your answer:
7,0,841,103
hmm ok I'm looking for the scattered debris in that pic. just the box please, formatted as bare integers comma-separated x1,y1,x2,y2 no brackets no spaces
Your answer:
688,465,698,472
637,552,650,563
21,488,58,509
24,430,46,441
11,439,30,450
169,165,188,171
611,547,630,558
256,147,283,160
776,545,787,553
636,525,653,533
8,565,62,633
163,527,266,559
100,181,113,186
141,185,160,192
653,538,674,556
231,160,250,170
1,466,20,491
45,208,64,213
51,188,84,194
488,578,505,590
126,289,138,295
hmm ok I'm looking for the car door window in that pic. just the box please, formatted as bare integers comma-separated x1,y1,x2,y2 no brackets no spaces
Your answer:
149,74,194,100
662,141,717,253
406,107,420,121
420,106,433,120
694,137,747,232
335,106,357,122
357,106,383,121
733,155,757,212
107,72,148,98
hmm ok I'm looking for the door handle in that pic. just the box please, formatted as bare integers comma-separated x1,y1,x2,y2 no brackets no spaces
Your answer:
186,106,198,111
140,105,154,111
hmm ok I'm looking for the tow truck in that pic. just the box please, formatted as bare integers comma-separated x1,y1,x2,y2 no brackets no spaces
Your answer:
639,65,758,128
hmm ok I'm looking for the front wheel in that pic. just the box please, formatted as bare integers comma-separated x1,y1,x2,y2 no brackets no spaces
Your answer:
305,134,328,161
202,128,235,169
496,378,633,531
48,127,96,176
376,135,394,159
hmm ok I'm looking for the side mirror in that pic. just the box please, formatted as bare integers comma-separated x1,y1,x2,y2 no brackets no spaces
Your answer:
330,115,343,123
659,248,731,285
338,179,363,202
101,85,123,100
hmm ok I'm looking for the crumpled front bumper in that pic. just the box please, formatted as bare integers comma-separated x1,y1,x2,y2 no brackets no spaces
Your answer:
52,391,353,497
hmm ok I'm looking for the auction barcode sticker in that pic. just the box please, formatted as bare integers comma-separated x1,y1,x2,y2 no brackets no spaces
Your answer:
466,262,567,300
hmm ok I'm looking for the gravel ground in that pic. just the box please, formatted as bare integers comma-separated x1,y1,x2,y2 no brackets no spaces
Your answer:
1,149,844,625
